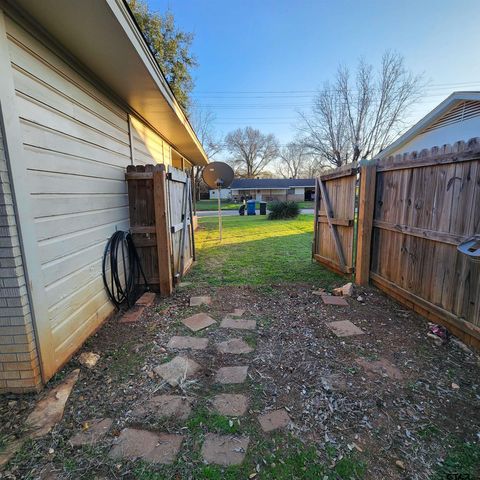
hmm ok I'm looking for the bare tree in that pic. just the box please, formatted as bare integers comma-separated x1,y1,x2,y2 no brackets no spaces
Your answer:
274,141,327,178
301,155,328,178
274,142,305,178
190,107,222,159
225,127,279,178
299,51,423,167
190,106,222,200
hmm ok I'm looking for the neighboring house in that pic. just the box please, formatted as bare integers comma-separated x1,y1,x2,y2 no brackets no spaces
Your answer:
0,0,208,393
377,91,480,159
209,188,231,200
227,178,316,202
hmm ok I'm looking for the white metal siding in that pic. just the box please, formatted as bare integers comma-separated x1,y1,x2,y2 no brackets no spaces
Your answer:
6,15,131,368
130,115,172,166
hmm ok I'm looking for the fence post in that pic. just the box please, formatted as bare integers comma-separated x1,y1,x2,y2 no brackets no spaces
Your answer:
355,163,376,286
153,164,173,296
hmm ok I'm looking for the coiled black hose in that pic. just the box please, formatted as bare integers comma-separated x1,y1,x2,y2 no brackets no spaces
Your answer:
102,230,149,309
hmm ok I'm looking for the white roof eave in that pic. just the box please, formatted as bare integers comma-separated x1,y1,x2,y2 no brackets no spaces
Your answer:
10,0,208,166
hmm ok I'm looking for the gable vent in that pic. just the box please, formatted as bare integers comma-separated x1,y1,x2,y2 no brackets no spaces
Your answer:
422,100,480,133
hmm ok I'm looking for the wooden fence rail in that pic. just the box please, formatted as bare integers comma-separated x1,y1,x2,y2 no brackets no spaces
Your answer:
314,137,480,349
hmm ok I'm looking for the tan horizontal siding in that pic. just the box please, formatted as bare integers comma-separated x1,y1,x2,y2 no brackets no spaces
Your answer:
21,120,131,168
6,14,132,373
31,193,128,219
24,144,126,179
6,16,127,123
16,94,130,156
37,218,129,265
130,115,172,166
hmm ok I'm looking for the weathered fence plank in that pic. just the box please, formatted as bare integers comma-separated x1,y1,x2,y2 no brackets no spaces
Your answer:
355,164,376,286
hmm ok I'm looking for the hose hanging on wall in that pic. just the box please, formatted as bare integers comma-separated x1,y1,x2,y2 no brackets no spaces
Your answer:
102,230,149,309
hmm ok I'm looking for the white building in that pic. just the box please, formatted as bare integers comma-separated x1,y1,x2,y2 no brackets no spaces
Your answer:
377,91,480,158
209,188,231,200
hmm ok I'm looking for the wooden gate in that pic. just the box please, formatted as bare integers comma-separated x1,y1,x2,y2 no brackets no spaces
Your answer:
313,163,358,274
313,139,480,348
125,164,195,296
167,167,195,282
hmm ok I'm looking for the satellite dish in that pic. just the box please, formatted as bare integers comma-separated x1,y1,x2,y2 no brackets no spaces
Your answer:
201,162,235,242
202,162,234,189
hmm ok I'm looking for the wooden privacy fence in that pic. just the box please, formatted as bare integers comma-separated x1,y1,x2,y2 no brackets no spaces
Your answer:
314,138,480,348
125,164,195,296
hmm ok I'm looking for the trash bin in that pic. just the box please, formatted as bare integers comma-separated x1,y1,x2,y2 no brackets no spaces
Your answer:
238,204,245,216
259,201,267,215
247,199,256,215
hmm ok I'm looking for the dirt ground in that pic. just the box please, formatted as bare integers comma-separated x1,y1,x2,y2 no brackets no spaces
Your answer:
1,282,479,479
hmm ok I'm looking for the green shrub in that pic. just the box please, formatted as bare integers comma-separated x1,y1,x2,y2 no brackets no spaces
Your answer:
268,201,300,220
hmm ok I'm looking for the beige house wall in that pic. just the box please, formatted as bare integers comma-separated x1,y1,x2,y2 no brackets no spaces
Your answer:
0,6,197,393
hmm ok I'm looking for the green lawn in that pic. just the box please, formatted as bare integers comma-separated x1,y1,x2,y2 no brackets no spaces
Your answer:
186,214,341,287
196,199,241,211
195,199,315,211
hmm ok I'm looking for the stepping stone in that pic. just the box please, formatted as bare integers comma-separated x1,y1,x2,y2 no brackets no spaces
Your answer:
217,338,253,354
153,356,201,387
0,438,24,468
109,428,183,464
78,352,100,369
258,409,291,432
136,291,156,307
355,357,403,380
178,282,192,288
26,369,80,439
215,366,249,384
229,308,245,317
220,317,256,330
212,394,248,416
182,313,216,332
201,433,250,466
190,296,211,306
321,295,349,306
327,320,365,337
167,336,209,350
132,395,192,421
119,305,145,324
69,418,113,447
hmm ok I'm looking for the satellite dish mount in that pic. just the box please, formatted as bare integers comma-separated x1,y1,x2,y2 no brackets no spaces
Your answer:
202,162,235,242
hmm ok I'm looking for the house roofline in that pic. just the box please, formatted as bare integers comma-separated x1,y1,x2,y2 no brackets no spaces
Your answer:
9,0,209,166
376,91,480,159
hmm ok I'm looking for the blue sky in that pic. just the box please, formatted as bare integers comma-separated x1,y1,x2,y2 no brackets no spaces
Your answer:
150,0,480,149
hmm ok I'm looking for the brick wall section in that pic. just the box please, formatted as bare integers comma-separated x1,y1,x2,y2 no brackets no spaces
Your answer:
0,124,42,393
